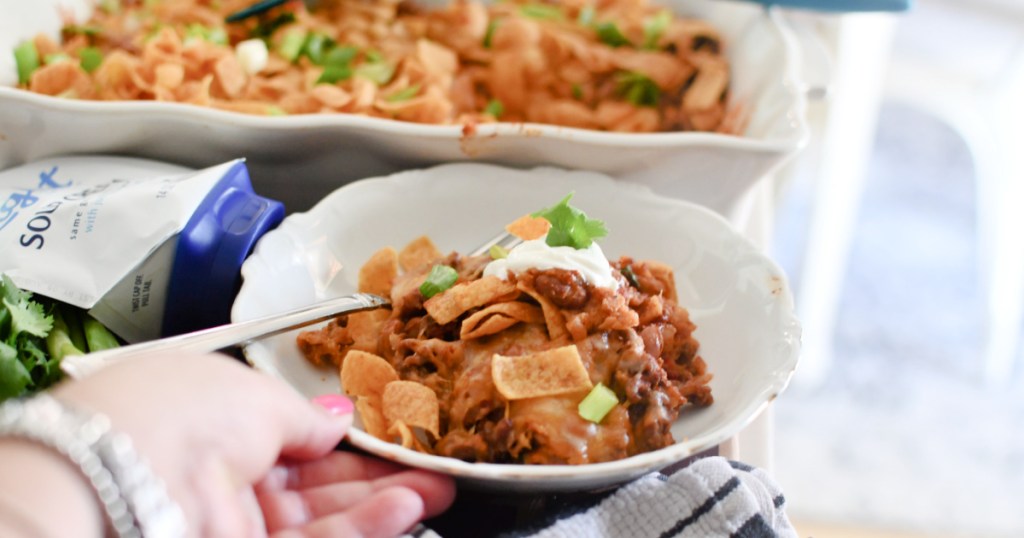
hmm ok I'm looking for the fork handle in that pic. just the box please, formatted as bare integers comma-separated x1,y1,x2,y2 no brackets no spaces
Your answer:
60,293,388,379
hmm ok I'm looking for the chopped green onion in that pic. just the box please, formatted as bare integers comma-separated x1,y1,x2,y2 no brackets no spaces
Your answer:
43,53,70,65
419,265,459,299
483,19,500,49
58,305,87,354
571,83,583,100
621,265,641,289
14,41,40,85
577,5,596,26
303,33,334,65
365,50,384,63
64,25,102,37
45,308,83,362
642,10,672,50
266,105,287,116
386,84,421,102
531,193,608,250
324,45,358,67
83,315,120,352
185,24,228,46
276,31,307,62
616,71,660,107
489,245,509,259
519,4,564,20
578,383,618,423
78,47,104,73
484,98,504,118
355,61,394,85
595,22,631,48
316,64,352,84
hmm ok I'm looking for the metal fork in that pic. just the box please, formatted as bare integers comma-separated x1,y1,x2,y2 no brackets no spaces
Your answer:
59,232,521,379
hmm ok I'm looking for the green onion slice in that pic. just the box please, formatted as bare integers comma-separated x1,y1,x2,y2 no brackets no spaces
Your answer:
419,265,458,299
578,383,618,423
595,22,631,48
483,19,500,48
316,64,352,84
324,45,358,67
621,265,641,289
386,84,421,102
484,98,504,118
519,4,564,20
642,10,672,50
355,61,394,85
14,41,40,85
276,31,307,63
489,245,509,259
303,33,334,65
78,47,104,73
616,71,660,107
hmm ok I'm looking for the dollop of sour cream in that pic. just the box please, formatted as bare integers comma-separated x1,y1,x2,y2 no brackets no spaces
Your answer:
483,238,619,290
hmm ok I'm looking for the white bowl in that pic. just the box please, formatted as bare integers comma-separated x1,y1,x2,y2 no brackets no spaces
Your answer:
0,0,807,215
231,164,801,492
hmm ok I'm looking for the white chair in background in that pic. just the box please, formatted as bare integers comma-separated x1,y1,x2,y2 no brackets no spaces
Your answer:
864,0,1024,385
784,13,900,390
792,0,1024,388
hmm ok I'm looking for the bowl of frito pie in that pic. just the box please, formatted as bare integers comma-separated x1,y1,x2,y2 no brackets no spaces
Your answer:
231,164,800,492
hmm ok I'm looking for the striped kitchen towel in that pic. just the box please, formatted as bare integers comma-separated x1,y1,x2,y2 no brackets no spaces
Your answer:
518,457,796,538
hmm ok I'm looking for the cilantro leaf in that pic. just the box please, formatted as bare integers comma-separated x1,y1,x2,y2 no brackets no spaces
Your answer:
3,297,53,339
1,274,31,306
531,193,608,249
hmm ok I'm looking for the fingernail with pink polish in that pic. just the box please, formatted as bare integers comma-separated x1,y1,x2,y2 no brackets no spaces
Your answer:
312,394,354,416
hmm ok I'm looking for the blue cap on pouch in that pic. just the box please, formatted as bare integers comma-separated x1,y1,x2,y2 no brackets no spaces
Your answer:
161,161,284,337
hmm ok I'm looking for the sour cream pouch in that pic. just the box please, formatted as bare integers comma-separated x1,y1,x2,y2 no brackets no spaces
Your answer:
0,156,284,343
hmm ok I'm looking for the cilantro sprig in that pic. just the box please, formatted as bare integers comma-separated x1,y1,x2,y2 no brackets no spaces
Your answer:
531,193,608,250
0,275,123,402
0,275,55,400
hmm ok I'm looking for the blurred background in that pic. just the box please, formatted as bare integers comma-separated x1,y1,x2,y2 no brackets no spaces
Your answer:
768,0,1024,536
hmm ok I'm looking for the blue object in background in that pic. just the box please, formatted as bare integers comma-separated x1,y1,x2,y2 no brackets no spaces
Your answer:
725,0,911,12
162,162,285,337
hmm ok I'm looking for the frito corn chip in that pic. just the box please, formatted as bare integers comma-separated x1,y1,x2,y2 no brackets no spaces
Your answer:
356,397,388,439
424,276,517,325
340,350,398,399
505,214,550,241
346,309,389,353
460,302,545,340
389,419,417,449
491,345,593,400
359,247,398,296
382,381,440,437
517,281,570,343
398,236,442,272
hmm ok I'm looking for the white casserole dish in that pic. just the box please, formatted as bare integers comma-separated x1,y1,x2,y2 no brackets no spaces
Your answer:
0,0,808,215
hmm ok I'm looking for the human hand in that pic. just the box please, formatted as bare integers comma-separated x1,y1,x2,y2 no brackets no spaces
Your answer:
53,353,455,537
